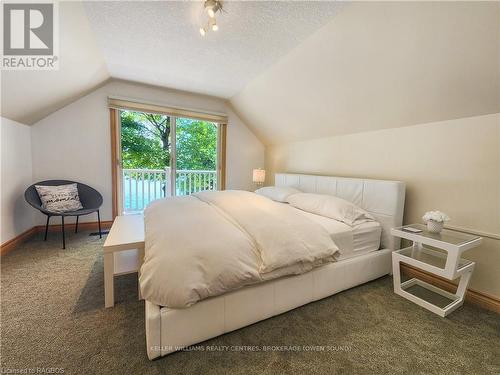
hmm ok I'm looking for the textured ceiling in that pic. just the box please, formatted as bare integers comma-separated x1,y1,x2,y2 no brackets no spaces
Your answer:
231,2,500,145
83,1,342,98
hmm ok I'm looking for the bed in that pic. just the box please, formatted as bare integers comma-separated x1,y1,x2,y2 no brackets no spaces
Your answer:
143,173,405,360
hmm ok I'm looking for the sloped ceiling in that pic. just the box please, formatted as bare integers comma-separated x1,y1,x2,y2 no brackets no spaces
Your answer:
1,0,342,125
1,1,110,125
2,1,498,136
230,2,500,145
82,1,342,98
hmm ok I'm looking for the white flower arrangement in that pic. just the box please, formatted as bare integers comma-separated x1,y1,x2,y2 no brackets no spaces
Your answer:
422,211,450,223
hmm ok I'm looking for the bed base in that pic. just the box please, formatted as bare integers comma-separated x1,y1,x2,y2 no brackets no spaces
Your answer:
145,249,392,360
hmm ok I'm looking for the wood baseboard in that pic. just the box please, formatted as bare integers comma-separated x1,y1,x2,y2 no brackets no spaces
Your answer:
0,227,39,255
36,220,113,233
1,220,113,255
401,263,500,314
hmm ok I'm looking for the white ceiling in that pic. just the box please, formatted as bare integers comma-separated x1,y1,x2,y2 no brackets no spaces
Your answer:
83,1,342,98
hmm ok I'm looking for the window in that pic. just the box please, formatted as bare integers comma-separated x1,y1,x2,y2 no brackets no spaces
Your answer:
109,99,227,216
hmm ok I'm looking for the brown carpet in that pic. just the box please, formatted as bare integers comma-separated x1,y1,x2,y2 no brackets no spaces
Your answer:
1,231,499,374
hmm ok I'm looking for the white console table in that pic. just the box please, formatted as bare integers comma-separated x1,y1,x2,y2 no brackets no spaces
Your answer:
103,215,145,308
391,224,481,317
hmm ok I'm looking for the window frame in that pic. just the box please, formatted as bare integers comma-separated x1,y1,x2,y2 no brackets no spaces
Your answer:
109,104,227,218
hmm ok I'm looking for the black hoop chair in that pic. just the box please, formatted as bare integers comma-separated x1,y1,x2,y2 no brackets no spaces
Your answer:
25,180,103,249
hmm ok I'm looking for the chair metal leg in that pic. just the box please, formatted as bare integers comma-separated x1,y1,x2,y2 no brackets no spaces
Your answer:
97,210,102,239
61,216,66,249
44,216,50,241
75,216,79,233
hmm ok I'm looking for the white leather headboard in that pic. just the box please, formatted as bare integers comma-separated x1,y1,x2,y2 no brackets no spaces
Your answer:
275,173,406,250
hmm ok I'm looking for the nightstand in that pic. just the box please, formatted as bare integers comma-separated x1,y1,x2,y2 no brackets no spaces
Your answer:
391,224,482,317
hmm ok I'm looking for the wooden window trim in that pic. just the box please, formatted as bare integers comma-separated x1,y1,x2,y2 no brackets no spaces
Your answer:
218,123,227,190
108,98,228,123
110,108,119,219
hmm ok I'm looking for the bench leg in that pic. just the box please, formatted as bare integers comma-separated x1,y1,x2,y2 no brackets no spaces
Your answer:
104,252,114,308
75,216,79,233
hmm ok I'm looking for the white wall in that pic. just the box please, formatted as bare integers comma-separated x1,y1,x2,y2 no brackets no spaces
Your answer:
231,2,500,145
31,79,264,224
1,117,34,244
226,106,266,190
266,114,500,298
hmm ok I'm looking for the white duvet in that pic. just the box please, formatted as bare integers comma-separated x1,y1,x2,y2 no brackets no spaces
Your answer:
139,190,339,308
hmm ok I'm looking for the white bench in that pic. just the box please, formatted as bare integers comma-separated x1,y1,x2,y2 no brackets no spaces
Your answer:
103,215,145,308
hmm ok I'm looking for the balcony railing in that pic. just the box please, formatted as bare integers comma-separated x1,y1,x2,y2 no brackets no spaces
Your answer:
122,168,217,212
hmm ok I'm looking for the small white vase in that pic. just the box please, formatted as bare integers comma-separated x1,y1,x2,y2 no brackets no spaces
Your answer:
427,220,444,233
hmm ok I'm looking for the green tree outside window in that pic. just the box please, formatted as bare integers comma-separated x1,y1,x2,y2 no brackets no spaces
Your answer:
120,111,217,171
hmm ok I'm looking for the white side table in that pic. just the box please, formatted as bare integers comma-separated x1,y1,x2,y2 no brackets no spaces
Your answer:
391,224,482,317
103,215,145,308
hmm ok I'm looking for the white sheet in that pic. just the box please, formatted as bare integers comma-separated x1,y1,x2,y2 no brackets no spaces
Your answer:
140,191,338,308
291,207,381,260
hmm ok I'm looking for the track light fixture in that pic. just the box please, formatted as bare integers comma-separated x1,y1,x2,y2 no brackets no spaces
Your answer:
200,0,222,36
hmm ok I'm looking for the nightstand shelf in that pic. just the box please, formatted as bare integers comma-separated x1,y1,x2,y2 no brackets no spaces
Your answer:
395,246,474,279
401,278,460,308
391,224,482,317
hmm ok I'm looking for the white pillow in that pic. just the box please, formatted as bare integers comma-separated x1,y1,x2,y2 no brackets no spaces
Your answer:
287,193,375,226
35,183,83,213
255,186,301,202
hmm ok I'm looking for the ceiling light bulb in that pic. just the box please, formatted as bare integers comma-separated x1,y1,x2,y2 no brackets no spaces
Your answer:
212,23,218,31
207,8,215,18
199,27,206,36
